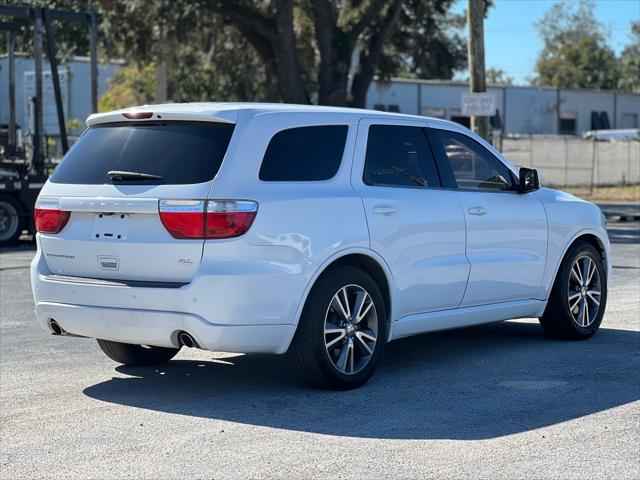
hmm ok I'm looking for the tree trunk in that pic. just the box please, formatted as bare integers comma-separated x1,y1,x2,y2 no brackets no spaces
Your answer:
214,0,308,104
272,0,309,103
219,0,404,107
318,35,354,106
310,1,353,106
317,34,354,106
349,0,402,108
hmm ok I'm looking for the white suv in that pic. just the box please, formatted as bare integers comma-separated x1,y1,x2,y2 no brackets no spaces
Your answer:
31,103,610,389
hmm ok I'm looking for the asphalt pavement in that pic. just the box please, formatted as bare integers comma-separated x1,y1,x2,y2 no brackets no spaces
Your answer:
599,203,640,222
1,220,638,479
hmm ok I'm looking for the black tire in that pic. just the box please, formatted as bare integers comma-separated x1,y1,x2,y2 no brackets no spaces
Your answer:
0,194,24,245
290,266,388,390
97,339,180,366
539,240,607,340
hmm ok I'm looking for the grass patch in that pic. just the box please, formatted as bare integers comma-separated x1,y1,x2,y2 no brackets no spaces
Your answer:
561,184,640,203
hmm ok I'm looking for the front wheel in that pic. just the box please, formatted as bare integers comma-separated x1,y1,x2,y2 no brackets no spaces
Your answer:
290,266,388,390
539,241,607,340
97,339,180,366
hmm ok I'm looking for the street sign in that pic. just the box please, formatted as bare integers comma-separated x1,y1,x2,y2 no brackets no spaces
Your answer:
461,92,496,116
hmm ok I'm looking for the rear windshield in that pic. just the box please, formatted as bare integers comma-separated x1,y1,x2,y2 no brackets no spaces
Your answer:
50,121,235,185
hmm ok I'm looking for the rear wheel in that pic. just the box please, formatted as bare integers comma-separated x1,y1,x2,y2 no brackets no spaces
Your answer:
97,339,180,366
0,194,24,245
290,266,388,389
539,241,607,340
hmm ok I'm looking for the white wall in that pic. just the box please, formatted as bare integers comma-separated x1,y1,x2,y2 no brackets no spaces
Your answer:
561,90,614,134
0,56,120,136
366,79,640,136
504,87,557,134
616,93,640,129
366,81,419,114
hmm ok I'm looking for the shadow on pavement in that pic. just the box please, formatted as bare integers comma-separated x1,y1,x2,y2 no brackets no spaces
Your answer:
84,321,640,440
0,241,36,254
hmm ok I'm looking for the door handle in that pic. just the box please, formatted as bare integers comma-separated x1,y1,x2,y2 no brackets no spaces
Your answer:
373,206,397,216
468,207,488,217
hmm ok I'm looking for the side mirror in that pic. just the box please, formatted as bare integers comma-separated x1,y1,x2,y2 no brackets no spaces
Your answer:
518,167,539,193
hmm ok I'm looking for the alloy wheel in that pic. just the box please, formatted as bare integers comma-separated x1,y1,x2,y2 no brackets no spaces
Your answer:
324,284,378,375
568,254,602,327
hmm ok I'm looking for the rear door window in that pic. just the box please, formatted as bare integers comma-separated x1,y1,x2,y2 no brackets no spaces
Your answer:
363,125,440,188
50,121,235,185
259,125,348,181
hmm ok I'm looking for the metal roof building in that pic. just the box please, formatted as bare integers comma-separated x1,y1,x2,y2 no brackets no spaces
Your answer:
366,78,640,136
0,54,122,137
2,58,638,139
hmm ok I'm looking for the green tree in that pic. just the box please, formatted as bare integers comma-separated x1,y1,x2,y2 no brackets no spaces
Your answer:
618,21,640,93
208,0,468,106
206,0,405,106
2,0,468,107
98,63,156,112
94,0,467,107
485,67,513,85
97,0,274,102
534,0,619,89
381,0,467,82
0,0,95,61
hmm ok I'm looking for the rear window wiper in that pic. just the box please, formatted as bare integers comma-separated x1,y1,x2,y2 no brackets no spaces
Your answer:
107,170,163,181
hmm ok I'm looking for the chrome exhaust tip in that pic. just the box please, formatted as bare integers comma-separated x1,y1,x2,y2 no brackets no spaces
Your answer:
49,319,63,336
177,331,198,349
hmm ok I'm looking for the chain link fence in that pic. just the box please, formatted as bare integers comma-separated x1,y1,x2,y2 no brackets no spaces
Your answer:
500,136,640,189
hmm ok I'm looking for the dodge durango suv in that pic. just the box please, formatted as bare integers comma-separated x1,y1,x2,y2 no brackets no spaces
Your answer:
31,103,610,389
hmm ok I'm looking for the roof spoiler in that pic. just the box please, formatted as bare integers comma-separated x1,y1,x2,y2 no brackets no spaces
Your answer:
86,108,238,127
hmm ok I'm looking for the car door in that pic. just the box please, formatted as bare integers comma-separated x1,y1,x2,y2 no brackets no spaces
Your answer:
351,119,470,319
426,126,548,307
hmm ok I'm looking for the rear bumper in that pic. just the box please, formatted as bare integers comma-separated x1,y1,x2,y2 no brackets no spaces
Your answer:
34,302,295,354
31,241,314,354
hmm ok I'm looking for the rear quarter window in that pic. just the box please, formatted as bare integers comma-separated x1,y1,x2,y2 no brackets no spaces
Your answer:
259,125,348,181
50,121,235,185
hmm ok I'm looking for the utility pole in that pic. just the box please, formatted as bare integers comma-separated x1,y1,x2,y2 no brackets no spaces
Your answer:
467,0,489,140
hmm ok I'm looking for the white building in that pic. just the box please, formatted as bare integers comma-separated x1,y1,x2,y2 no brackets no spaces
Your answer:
366,78,640,136
2,57,638,139
0,54,122,137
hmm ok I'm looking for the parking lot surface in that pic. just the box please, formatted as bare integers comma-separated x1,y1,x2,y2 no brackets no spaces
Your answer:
1,221,638,479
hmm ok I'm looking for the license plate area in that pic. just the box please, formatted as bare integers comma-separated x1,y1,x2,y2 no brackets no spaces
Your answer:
92,213,129,240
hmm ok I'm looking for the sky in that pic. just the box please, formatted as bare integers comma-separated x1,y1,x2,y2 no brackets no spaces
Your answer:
451,0,640,84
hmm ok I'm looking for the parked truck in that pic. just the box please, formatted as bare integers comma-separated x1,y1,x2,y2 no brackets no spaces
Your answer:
0,4,98,245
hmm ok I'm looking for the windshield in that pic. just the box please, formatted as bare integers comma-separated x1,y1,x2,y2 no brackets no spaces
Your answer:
50,121,235,185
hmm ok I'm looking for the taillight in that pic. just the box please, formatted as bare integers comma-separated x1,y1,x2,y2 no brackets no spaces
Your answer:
34,199,70,234
159,200,206,239
159,199,257,239
205,200,258,239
